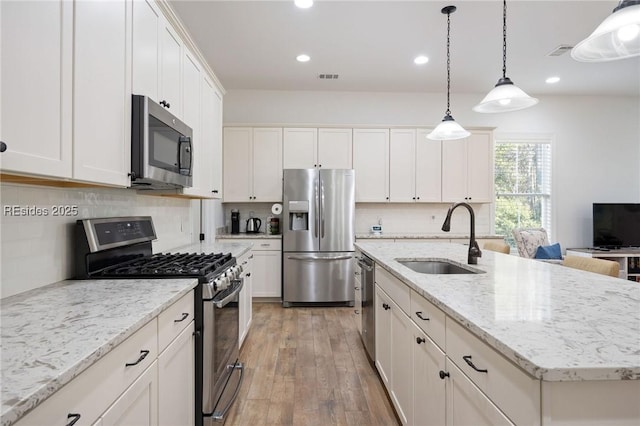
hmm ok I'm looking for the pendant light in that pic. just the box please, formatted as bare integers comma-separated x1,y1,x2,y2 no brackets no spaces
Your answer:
473,0,538,114
571,0,640,62
428,5,470,141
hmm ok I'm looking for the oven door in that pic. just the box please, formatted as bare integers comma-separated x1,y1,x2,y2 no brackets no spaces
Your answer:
202,279,244,424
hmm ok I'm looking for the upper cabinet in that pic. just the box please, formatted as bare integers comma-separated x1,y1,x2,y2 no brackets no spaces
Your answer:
0,0,73,178
441,131,493,203
159,23,182,118
353,129,390,202
283,128,352,169
389,129,441,203
73,0,131,187
223,127,283,202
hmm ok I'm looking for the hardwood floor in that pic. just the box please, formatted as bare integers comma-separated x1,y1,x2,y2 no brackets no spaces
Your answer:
226,302,399,425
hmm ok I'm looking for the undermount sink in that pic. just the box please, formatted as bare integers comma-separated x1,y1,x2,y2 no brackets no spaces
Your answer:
397,259,482,275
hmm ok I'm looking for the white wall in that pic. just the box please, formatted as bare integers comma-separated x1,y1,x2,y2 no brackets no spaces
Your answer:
1,183,200,298
223,89,640,249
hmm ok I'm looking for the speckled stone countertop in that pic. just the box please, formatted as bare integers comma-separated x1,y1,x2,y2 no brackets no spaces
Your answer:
168,241,253,257
356,241,640,382
356,233,504,240
216,233,281,240
0,278,198,426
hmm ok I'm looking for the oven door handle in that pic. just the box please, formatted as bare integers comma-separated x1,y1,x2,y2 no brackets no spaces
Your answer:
213,279,244,308
211,362,244,422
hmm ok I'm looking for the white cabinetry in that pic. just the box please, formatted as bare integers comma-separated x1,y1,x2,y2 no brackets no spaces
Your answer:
442,131,493,203
132,0,161,102
252,240,282,298
223,127,283,202
283,128,352,169
0,0,73,178
413,323,446,426
73,0,131,187
238,251,254,347
375,286,392,388
390,129,441,202
158,21,182,118
353,129,390,202
14,292,194,426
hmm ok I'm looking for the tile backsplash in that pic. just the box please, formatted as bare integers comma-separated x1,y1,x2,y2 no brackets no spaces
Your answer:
1,183,199,298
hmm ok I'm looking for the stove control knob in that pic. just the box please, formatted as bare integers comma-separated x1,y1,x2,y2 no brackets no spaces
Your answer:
220,276,230,289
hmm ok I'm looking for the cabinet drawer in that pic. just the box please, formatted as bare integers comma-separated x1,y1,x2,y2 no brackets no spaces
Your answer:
446,319,540,426
17,319,158,426
250,239,281,251
375,265,410,315
158,292,194,352
410,290,445,350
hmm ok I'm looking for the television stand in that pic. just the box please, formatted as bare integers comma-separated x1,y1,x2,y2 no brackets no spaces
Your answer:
566,248,640,282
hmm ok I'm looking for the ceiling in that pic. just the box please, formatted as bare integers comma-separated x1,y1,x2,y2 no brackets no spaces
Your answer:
169,0,640,97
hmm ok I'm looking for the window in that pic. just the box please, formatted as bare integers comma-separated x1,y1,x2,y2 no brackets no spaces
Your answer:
494,138,552,247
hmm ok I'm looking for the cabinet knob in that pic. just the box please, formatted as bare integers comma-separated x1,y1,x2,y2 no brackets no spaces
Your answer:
382,303,390,310
246,272,251,277
412,197,416,200
386,197,389,200
354,286,360,290
0,141,6,152
354,309,360,314
416,336,426,344
66,414,81,426
417,197,420,200
439,370,450,380
160,100,170,108
212,190,219,194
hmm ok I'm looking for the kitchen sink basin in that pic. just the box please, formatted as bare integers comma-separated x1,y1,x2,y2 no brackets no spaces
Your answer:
396,259,481,275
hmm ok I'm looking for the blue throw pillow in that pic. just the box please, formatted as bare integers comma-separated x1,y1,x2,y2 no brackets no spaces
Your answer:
535,243,562,259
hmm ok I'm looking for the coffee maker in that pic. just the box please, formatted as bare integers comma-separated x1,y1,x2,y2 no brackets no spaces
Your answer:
231,209,240,234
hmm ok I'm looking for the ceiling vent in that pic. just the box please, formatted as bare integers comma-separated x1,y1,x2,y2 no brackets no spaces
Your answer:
547,45,574,57
318,74,339,80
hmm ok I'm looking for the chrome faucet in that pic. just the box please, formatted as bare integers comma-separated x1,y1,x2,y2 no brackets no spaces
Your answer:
441,202,482,265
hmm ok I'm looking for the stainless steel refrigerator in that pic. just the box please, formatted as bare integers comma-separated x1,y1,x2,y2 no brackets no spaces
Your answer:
282,169,355,307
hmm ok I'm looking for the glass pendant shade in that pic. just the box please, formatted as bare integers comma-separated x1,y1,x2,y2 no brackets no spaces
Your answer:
473,77,539,113
571,2,640,62
427,114,471,140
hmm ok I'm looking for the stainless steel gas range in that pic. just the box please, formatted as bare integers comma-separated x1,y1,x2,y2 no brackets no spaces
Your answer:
75,216,244,425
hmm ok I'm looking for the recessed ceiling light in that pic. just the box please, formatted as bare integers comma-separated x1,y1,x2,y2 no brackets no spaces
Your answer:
295,0,313,9
545,76,560,84
296,54,310,62
414,55,429,65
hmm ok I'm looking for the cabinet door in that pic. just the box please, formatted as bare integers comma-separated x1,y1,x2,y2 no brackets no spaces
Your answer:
415,130,442,202
73,0,131,186
466,132,493,202
353,129,389,202
210,85,224,198
390,298,412,425
375,286,392,388
441,138,468,202
283,128,317,169
158,323,195,426
446,361,513,426
252,128,283,202
389,129,416,202
239,253,253,346
159,21,182,118
132,0,160,101
0,0,72,178
101,362,158,426
223,128,252,202
252,250,282,297
413,324,446,426
318,128,353,169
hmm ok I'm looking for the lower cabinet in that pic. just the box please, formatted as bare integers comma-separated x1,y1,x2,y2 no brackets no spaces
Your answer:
15,291,194,426
222,239,282,298
412,323,446,426
238,250,254,347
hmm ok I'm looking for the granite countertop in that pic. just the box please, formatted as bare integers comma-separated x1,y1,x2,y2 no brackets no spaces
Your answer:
216,233,281,240
0,278,198,426
355,241,640,382
169,241,253,257
356,233,504,239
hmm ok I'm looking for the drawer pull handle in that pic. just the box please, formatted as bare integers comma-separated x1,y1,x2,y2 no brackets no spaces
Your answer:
416,337,426,344
261,243,270,247
249,255,254,259
382,303,390,310
354,309,360,314
246,272,251,277
174,312,189,323
439,370,450,380
125,349,150,367
462,355,488,373
415,311,430,321
242,261,248,265
66,413,81,426
355,286,360,290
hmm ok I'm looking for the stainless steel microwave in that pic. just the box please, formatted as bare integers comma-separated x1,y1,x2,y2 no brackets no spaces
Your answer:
131,94,193,189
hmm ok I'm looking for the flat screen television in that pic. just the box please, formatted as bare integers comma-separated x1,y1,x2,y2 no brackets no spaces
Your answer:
593,203,640,248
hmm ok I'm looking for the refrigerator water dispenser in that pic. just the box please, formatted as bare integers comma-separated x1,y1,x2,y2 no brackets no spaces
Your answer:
288,200,309,230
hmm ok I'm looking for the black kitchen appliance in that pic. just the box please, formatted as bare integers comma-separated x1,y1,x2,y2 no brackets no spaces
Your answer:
231,209,240,234
75,216,244,426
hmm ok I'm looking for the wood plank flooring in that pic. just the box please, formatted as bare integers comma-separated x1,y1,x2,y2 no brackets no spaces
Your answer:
225,302,399,426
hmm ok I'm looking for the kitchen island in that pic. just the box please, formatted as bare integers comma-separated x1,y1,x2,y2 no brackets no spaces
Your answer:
356,241,640,425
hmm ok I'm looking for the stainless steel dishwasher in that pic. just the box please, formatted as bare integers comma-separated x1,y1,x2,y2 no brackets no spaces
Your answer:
358,254,375,361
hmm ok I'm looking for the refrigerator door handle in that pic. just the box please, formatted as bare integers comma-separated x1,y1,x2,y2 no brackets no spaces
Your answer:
320,179,325,239
314,178,319,238
287,255,354,261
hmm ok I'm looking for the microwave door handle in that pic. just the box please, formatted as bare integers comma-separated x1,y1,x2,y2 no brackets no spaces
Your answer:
178,136,192,175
